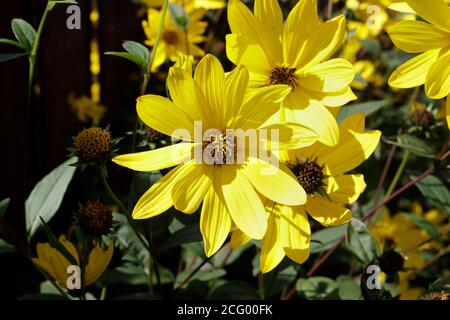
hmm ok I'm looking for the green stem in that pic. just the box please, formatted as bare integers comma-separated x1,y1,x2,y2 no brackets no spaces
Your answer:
100,286,107,300
386,150,410,197
174,256,211,290
258,272,265,299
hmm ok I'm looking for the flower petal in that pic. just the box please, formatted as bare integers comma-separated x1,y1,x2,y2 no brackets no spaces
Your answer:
85,243,114,286
243,158,307,206
321,129,381,175
132,164,191,219
224,65,249,126
230,229,251,249
200,179,232,257
406,0,450,32
324,174,366,204
221,167,267,239
253,0,283,61
280,205,310,265
300,58,355,93
446,95,450,129
388,20,450,53
425,49,450,99
113,143,194,172
172,163,212,214
260,204,285,273
306,196,352,226
388,49,440,88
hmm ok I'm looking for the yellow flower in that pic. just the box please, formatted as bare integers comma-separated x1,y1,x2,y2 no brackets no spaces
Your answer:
226,0,356,147
68,94,106,126
32,236,114,288
142,4,207,71
113,54,319,257
232,113,381,273
388,0,450,128
144,0,226,10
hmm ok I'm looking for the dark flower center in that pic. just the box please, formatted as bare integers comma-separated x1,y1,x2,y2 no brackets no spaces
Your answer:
287,159,324,194
78,200,113,236
163,30,179,45
74,127,112,162
269,65,298,88
203,131,237,165
412,109,434,127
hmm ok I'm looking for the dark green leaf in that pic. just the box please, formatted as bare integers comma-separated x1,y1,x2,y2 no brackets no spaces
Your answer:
11,19,36,53
384,134,436,158
0,198,10,222
25,157,77,237
163,223,202,249
0,53,27,63
346,218,381,265
311,225,346,254
122,41,149,65
337,275,361,300
209,281,260,300
296,277,339,299
0,38,24,49
337,100,388,122
415,175,450,216
104,51,147,72
0,239,15,254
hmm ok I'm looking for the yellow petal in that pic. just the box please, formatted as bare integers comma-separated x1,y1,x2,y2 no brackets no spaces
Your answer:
283,95,340,147
283,0,319,67
388,20,450,53
85,243,114,286
339,112,366,133
200,178,232,257
235,85,291,130
224,65,249,126
132,163,191,219
406,0,450,31
194,54,226,125
425,49,450,99
306,196,352,226
137,95,199,140
300,58,355,93
321,129,381,175
230,229,251,249
260,204,285,273
324,174,366,204
446,95,450,129
260,122,319,150
243,158,307,206
280,205,310,265
294,15,347,71
221,167,267,239
254,0,283,61
225,34,272,76
388,49,440,88
112,143,195,172
305,87,357,107
172,163,212,214
59,235,80,265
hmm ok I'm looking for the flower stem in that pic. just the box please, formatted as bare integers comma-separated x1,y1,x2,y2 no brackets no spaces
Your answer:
174,256,212,290
386,150,410,197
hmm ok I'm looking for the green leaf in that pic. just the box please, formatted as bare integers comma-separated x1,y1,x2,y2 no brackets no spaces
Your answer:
25,157,77,237
0,239,15,254
337,275,361,300
122,41,149,65
169,3,189,30
11,19,36,53
414,175,450,216
346,218,381,265
163,223,202,249
0,198,10,222
209,281,260,300
104,51,147,72
310,225,346,254
296,277,339,300
337,100,388,122
0,38,24,49
0,53,27,63
48,0,78,10
401,212,440,241
389,134,436,158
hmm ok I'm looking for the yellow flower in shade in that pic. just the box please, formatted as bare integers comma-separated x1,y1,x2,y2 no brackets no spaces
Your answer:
370,203,448,299
142,4,207,71
68,94,106,126
226,0,357,147
144,0,226,10
388,0,450,128
32,236,114,288
232,113,381,273
113,54,320,257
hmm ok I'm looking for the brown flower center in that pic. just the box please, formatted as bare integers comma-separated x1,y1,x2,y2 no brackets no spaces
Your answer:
287,159,324,194
163,30,179,45
78,200,113,236
74,127,111,162
412,109,434,127
202,131,237,165
269,65,298,88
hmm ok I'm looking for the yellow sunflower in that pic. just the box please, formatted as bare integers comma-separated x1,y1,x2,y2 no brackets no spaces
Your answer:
226,0,357,147
113,54,319,257
388,0,450,128
32,236,114,288
232,113,381,273
144,0,226,10
142,4,207,71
